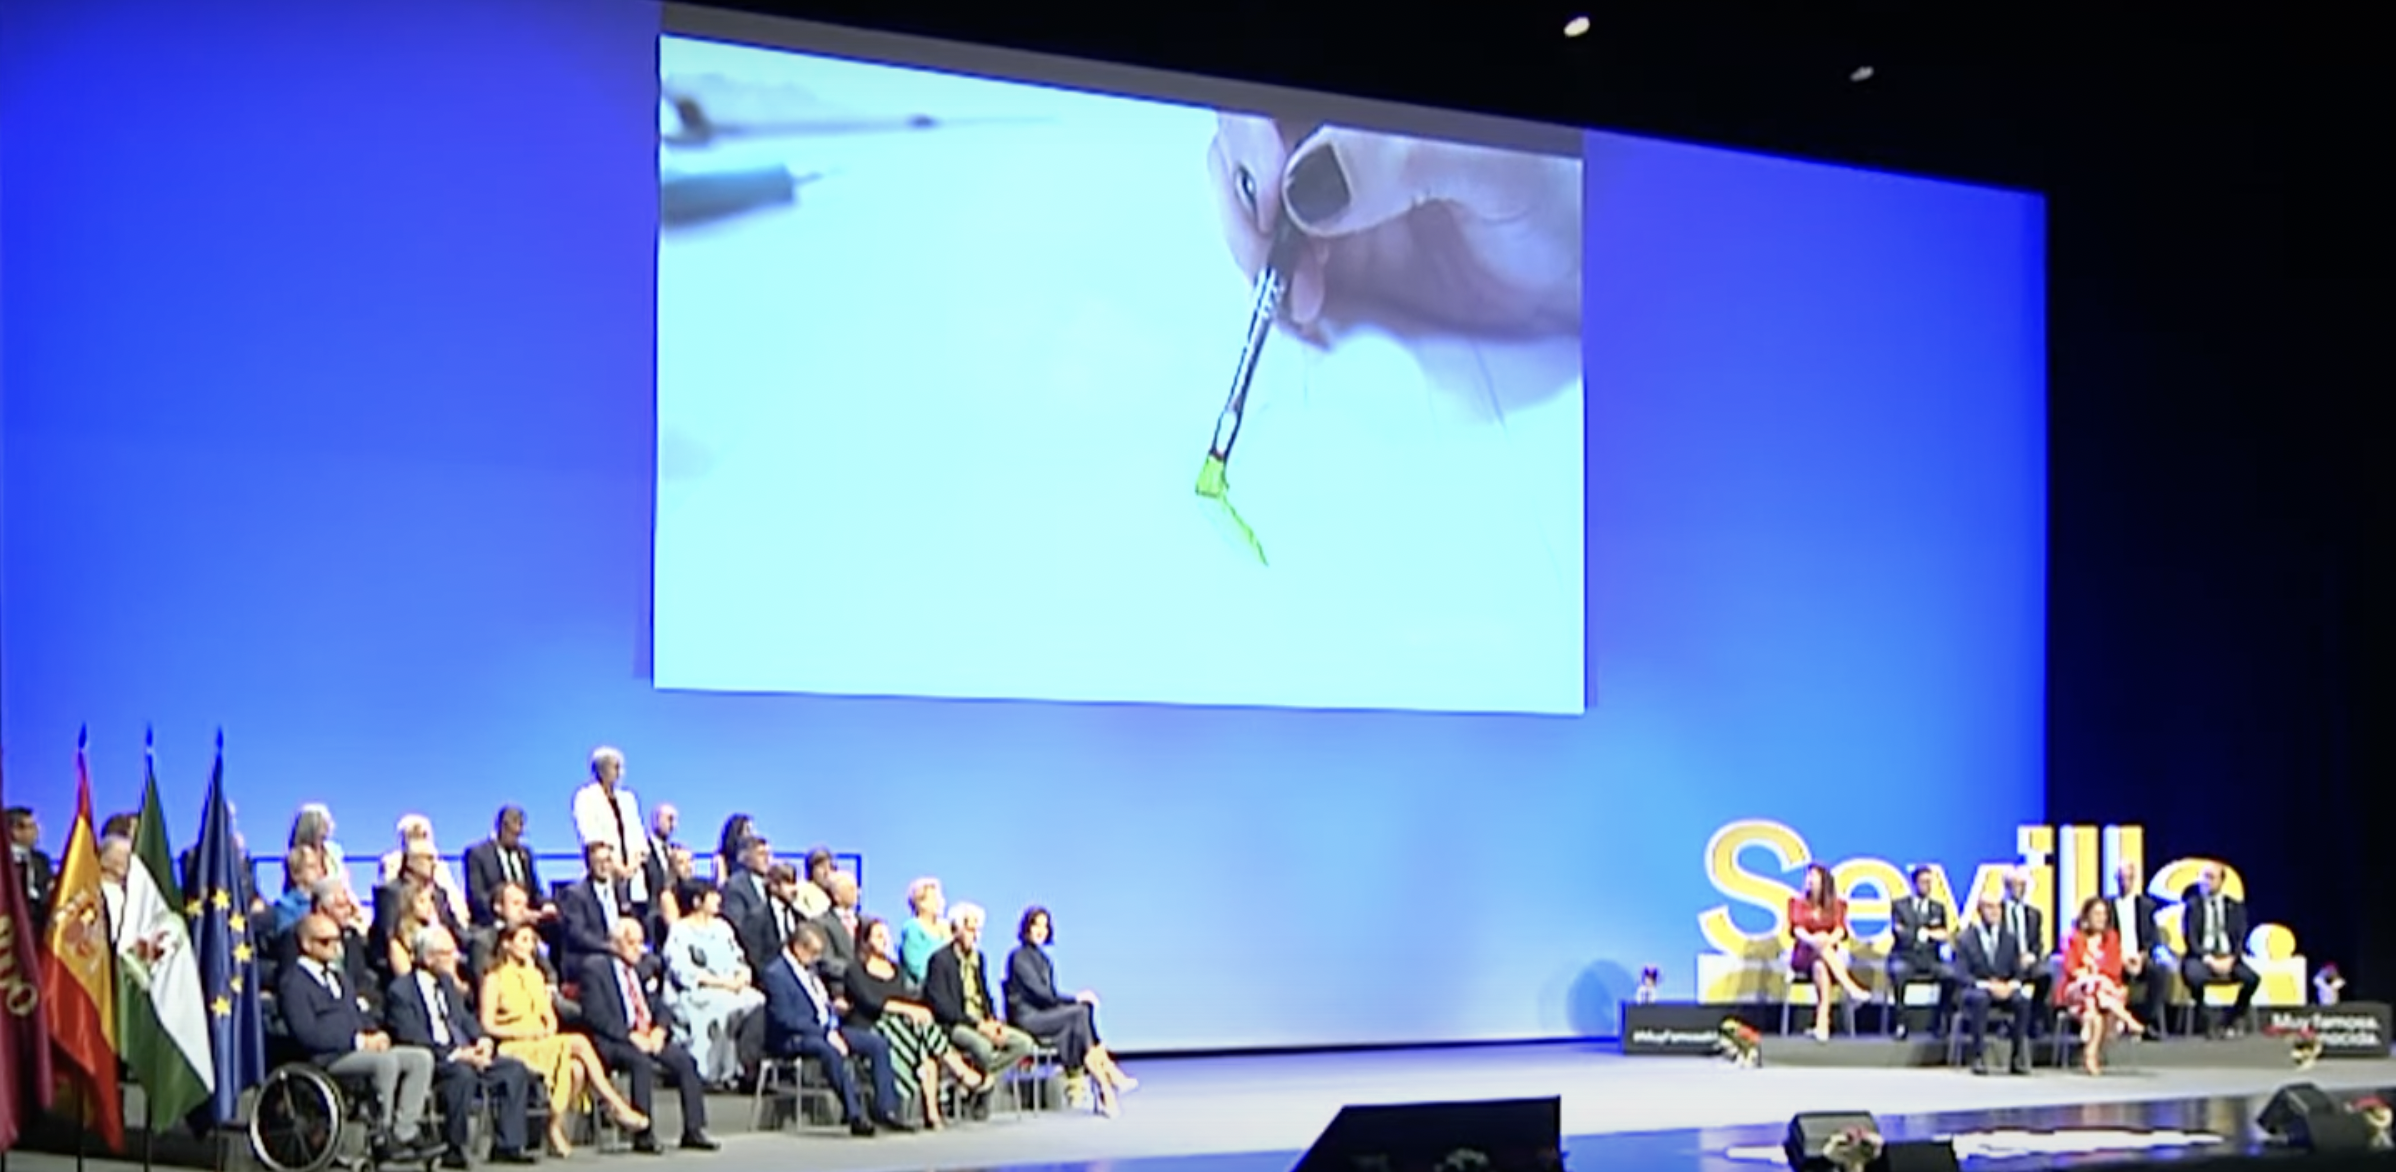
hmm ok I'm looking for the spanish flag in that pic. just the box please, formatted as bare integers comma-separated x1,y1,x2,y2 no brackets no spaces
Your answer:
39,730,123,1151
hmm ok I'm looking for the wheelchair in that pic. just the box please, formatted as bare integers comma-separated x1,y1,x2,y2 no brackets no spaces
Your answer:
247,991,441,1172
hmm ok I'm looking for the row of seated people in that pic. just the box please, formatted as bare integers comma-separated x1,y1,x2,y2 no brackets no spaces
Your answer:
1787,859,2263,1073
261,834,1134,1141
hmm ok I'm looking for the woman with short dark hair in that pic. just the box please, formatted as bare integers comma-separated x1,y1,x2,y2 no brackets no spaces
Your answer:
1004,906,1133,1114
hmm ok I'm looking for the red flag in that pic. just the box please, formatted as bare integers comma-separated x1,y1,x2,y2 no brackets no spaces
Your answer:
40,738,123,1151
0,753,57,1151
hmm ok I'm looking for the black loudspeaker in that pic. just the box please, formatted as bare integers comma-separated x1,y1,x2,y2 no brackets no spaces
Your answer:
1785,1112,1881,1172
1873,1139,1961,1172
2260,1084,2338,1137
1292,1098,1560,1172
2258,1083,2378,1153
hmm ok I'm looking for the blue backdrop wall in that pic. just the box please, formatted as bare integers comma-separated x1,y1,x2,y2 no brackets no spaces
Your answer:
0,0,2045,1050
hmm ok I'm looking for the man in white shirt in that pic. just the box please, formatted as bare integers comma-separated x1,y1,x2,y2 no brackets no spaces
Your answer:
572,747,652,906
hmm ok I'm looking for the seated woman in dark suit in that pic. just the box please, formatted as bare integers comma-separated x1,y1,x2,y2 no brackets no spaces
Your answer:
1004,907,1133,1114
1787,863,1871,1041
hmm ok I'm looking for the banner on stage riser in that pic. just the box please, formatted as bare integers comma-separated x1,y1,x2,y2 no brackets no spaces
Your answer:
2255,1003,2391,1058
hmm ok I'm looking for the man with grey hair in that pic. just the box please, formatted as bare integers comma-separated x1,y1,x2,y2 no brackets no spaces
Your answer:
384,925,536,1167
98,834,133,944
923,902,1035,1117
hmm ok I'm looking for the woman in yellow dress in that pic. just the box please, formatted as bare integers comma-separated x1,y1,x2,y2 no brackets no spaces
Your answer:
478,923,649,1155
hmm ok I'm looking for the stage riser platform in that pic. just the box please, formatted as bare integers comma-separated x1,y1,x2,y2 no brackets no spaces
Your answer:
1756,1034,2357,1070
19,1082,1042,1170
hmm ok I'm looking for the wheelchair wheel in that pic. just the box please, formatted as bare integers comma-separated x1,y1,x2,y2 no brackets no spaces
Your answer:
250,1064,348,1172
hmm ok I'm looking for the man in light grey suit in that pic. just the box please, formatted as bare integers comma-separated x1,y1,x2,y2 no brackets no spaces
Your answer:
811,871,862,995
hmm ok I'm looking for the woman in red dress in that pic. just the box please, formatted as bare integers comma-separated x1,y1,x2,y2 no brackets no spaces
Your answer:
2062,896,2144,1073
1787,863,1870,1040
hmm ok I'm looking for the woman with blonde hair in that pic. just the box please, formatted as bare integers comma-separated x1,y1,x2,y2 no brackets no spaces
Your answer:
896,877,950,984
479,923,649,1155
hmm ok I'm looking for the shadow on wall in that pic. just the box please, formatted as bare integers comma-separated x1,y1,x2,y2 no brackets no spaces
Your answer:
1566,959,1637,1036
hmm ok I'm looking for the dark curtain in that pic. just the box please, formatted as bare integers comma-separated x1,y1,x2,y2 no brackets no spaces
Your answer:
2045,24,2393,997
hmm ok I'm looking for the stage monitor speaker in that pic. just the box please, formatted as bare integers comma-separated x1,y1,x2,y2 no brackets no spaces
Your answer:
1872,1139,1960,1172
2258,1083,2377,1153
1785,1112,1881,1172
1292,1097,1560,1172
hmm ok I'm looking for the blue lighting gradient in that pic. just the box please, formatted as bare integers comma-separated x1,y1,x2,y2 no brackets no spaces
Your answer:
0,0,2044,1050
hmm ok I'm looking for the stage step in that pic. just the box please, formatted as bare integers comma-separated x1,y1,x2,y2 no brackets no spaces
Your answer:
1759,1032,2325,1070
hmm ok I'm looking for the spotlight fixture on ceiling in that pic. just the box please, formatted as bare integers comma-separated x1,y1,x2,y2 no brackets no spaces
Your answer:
1563,15,1591,37
1850,65,1875,81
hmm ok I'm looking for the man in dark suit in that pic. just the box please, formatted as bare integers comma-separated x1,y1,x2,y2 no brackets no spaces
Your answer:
464,806,547,926
1954,896,2035,1076
276,913,438,1160
384,925,536,1167
812,871,862,995
760,921,912,1136
2180,862,2260,1037
640,805,680,921
1885,865,1953,1038
1999,868,2054,1029
924,903,1036,1111
576,920,718,1152
720,836,778,965
7,807,54,935
2110,859,2170,1037
277,881,386,1024
557,841,637,976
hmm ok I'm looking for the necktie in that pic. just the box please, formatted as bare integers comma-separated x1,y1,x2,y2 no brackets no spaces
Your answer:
2208,897,2226,954
426,976,453,1046
599,882,618,926
799,965,832,1034
322,963,343,997
502,848,522,887
621,962,651,1031
777,902,795,942
2008,904,2025,951
1981,925,1996,964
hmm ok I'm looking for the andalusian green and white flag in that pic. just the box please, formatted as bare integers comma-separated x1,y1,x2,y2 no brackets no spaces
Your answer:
116,732,215,1128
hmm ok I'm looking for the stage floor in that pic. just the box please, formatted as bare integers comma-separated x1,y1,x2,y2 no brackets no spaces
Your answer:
13,1043,2396,1172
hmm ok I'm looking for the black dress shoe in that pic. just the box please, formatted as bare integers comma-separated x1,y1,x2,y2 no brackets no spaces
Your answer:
489,1150,537,1165
440,1153,471,1170
875,1115,919,1134
1969,1057,1990,1075
631,1132,666,1154
680,1133,720,1151
848,1119,877,1137
2010,1057,2033,1076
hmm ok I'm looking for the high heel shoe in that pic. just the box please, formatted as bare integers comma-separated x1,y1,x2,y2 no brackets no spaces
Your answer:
610,1104,651,1133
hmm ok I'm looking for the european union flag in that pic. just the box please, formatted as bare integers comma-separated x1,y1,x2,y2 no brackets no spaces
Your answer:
189,730,267,1125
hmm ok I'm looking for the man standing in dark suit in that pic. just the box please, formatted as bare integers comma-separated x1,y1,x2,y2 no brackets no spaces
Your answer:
2000,868,2053,1029
276,913,438,1160
465,806,546,926
760,922,912,1136
7,807,54,935
2180,862,2260,1037
1954,896,2034,1076
812,871,862,996
720,837,778,966
2110,859,2170,1037
557,842,636,975
384,925,536,1167
576,920,718,1152
1885,865,1953,1038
